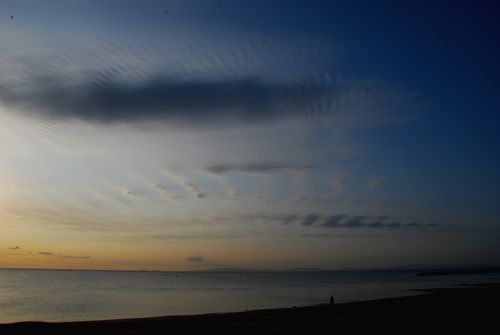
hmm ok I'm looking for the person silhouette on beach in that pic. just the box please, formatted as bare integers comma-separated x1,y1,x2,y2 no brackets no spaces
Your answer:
330,295,335,307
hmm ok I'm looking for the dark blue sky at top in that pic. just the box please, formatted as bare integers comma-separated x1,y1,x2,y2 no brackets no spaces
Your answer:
197,0,500,221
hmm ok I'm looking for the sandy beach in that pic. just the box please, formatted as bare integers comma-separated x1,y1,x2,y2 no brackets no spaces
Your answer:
1,283,498,334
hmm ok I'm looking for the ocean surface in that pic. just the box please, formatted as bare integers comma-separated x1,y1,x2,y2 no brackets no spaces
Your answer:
1,269,499,323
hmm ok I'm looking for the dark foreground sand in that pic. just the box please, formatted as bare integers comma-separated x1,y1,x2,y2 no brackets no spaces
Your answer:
1,283,499,334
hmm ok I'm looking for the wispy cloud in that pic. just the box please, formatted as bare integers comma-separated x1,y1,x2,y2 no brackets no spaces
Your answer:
330,177,346,191
300,214,322,226
288,195,335,204
183,182,207,199
38,251,55,256
0,72,384,127
206,162,316,175
225,213,437,230
153,184,178,200
369,178,383,190
123,189,138,198
162,169,207,199
63,255,91,259
205,172,239,199
187,255,204,262
320,215,347,227
318,215,436,229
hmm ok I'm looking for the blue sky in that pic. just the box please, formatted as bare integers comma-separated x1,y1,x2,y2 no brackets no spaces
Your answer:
0,0,499,270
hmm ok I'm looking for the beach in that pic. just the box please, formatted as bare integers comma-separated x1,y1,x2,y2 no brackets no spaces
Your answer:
1,283,498,334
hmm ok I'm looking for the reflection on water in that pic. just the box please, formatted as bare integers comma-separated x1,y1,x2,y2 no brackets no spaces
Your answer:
1,269,499,323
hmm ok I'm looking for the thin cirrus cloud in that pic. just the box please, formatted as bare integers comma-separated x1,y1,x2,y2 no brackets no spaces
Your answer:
153,184,178,200
63,255,91,259
0,73,380,126
38,251,90,259
228,213,437,230
123,189,138,198
206,162,317,175
300,214,322,226
369,178,383,190
183,182,207,199
187,256,204,263
330,177,346,191
161,169,208,199
288,196,335,204
38,251,55,256
0,17,389,128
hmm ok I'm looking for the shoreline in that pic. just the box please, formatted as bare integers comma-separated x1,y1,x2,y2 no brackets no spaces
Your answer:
1,283,498,333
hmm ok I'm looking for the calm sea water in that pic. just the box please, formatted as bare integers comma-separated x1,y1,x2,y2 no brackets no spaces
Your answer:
1,269,499,323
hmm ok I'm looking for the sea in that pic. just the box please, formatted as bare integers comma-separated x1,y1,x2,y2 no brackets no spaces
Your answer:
1,268,499,323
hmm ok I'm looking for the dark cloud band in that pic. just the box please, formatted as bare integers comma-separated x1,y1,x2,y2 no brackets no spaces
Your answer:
0,74,378,125
231,213,437,230
206,162,316,175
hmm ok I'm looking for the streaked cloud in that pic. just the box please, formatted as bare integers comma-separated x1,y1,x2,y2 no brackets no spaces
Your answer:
123,189,138,198
369,178,383,190
161,169,208,199
1,67,386,126
153,184,179,200
183,182,207,199
38,251,55,256
63,255,91,259
330,177,346,191
226,213,438,230
206,162,316,175
300,214,322,226
187,255,204,262
288,195,335,204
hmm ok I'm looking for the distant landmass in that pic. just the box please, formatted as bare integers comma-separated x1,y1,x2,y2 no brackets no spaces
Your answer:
201,267,331,272
416,267,500,277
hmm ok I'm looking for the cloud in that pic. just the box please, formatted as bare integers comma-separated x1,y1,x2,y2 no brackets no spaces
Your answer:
0,72,384,127
63,255,91,259
9,246,21,250
224,182,239,199
187,255,204,262
318,215,437,230
228,213,300,226
369,178,383,190
300,214,321,226
279,215,300,226
343,216,366,228
153,184,178,200
183,182,207,199
206,162,316,175
1,202,144,233
123,189,138,198
220,179,239,199
38,251,55,256
330,177,346,191
320,215,346,227
227,213,438,230
162,169,207,199
288,195,335,204
207,173,239,199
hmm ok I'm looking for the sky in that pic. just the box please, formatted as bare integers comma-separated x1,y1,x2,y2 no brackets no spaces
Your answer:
0,0,499,271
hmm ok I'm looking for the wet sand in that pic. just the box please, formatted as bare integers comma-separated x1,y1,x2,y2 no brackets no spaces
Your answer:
1,283,498,334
